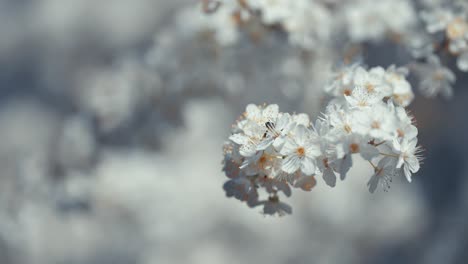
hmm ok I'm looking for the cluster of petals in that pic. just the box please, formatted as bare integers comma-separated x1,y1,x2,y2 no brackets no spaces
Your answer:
223,104,317,215
223,68,423,215
398,0,468,100
325,64,414,107
324,64,423,190
191,0,416,49
420,1,468,71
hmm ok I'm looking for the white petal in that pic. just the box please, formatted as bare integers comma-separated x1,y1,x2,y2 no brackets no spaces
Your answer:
353,67,368,85
301,157,316,175
262,104,279,120
367,174,379,193
280,139,299,155
294,175,316,191
405,125,418,140
278,202,292,214
396,155,405,169
305,143,321,158
246,104,261,120
272,137,286,150
406,156,420,173
275,181,292,197
369,66,385,77
294,113,310,126
403,166,412,182
337,155,352,180
392,138,402,152
257,137,274,150
240,143,257,157
263,203,276,215
457,52,468,72
408,138,418,151
229,133,248,145
294,125,308,146
345,95,359,107
360,144,379,160
240,159,250,169
322,168,336,187
335,144,346,159
282,155,301,173
277,113,292,130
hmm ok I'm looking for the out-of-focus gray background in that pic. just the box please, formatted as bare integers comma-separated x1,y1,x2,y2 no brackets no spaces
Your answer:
0,1,467,264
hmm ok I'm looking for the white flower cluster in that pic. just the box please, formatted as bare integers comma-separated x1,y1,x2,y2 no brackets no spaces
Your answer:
223,65,423,216
180,1,249,46
326,64,415,107
192,0,465,101
343,0,416,43
192,0,416,49
193,0,334,49
411,54,456,98
248,0,333,48
404,0,467,98
420,0,468,71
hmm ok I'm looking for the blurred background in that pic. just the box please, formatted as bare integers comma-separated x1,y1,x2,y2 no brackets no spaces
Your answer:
0,0,467,263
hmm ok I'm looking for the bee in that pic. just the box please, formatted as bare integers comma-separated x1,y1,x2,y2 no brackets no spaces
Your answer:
263,121,278,138
265,121,275,131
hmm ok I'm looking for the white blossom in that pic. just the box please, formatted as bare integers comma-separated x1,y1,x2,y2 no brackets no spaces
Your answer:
352,103,397,141
223,96,423,214
261,195,292,216
343,0,416,42
367,156,401,193
257,113,295,151
280,125,321,175
392,138,423,183
385,65,414,107
420,4,468,72
412,55,456,98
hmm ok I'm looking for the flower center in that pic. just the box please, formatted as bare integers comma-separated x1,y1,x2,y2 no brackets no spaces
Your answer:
343,88,352,96
357,101,368,107
269,195,279,203
371,121,381,129
350,143,360,153
397,128,405,137
432,71,445,81
393,93,411,105
296,147,306,157
366,83,375,93
322,158,329,168
388,73,402,82
447,17,468,40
